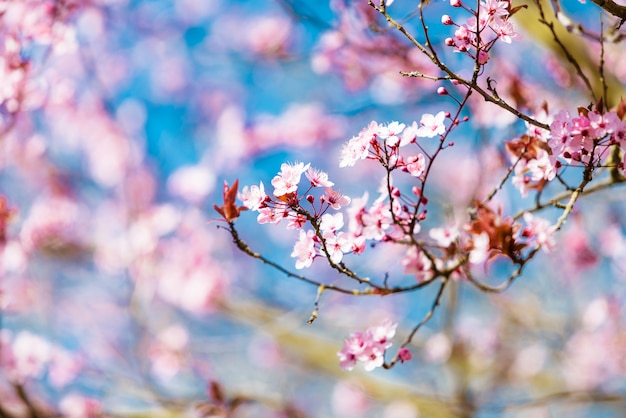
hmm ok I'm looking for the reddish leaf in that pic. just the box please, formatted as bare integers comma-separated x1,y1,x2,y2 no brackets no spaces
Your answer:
213,180,247,222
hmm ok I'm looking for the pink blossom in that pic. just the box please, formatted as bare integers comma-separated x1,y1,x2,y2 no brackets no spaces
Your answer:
399,121,418,146
402,247,433,282
320,213,344,233
398,347,413,363
322,188,351,210
549,109,571,156
271,161,310,197
322,231,352,264
291,229,317,269
493,19,518,44
360,201,392,241
377,121,405,147
362,347,385,371
406,154,426,178
477,50,490,65
366,319,397,351
305,167,334,187
512,165,532,198
240,182,267,211
286,213,307,229
481,0,510,21
416,111,446,138
257,205,287,224
430,225,460,247
522,213,556,253
337,332,367,371
337,320,398,371
526,150,557,182
339,121,378,167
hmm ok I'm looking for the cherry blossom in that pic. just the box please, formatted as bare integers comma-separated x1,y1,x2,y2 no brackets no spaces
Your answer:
416,111,446,138
240,182,268,211
337,320,402,371
320,213,345,233
405,154,426,178
322,188,352,210
322,230,352,264
402,247,434,282
521,213,557,253
339,121,378,167
306,166,334,187
271,161,311,197
377,121,405,147
291,229,317,269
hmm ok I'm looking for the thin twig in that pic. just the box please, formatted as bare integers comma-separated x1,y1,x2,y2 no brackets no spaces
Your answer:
384,277,449,369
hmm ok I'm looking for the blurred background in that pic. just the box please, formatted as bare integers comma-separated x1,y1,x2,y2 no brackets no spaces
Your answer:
2,0,626,417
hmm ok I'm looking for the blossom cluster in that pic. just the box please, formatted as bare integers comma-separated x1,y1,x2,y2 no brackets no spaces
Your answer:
508,108,626,197
240,162,356,267
339,113,446,168
549,109,626,165
443,0,518,65
239,113,450,271
337,319,411,371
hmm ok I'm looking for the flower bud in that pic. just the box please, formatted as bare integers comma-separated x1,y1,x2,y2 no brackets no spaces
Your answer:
450,0,462,6
437,87,448,96
477,50,489,65
441,14,454,25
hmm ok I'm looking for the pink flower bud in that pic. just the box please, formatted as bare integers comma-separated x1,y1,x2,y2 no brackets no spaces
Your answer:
445,37,455,46
450,0,462,6
437,87,448,96
441,15,454,25
477,50,489,65
398,347,413,363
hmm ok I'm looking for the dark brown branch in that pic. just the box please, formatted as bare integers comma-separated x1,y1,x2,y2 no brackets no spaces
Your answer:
591,0,626,20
